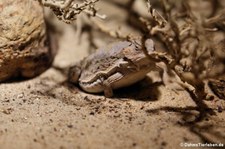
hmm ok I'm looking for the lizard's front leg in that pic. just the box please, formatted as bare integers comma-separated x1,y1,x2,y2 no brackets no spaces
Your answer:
99,76,113,97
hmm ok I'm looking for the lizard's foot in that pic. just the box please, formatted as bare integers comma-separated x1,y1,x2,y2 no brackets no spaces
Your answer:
102,79,113,97
103,87,113,97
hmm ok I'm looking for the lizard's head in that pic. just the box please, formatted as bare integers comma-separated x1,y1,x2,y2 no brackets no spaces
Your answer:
122,39,155,63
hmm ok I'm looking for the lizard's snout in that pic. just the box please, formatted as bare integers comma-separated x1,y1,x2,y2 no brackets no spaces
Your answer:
68,66,81,84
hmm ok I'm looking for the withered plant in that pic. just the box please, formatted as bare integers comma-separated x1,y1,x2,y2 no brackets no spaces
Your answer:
144,0,225,99
36,0,105,23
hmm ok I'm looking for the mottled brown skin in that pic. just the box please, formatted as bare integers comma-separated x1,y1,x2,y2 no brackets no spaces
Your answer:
0,0,54,82
69,39,156,97
209,78,225,99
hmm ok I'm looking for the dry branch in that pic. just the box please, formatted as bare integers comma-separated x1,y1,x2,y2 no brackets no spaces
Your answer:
36,0,105,23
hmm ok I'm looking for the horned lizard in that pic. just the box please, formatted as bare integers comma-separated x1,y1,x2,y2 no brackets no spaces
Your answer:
68,39,156,97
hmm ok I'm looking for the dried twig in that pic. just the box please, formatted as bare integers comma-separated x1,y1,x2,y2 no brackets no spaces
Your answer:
144,0,225,99
36,0,106,23
146,0,167,27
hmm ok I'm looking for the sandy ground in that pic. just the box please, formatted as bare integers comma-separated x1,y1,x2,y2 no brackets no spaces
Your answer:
0,1,225,149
